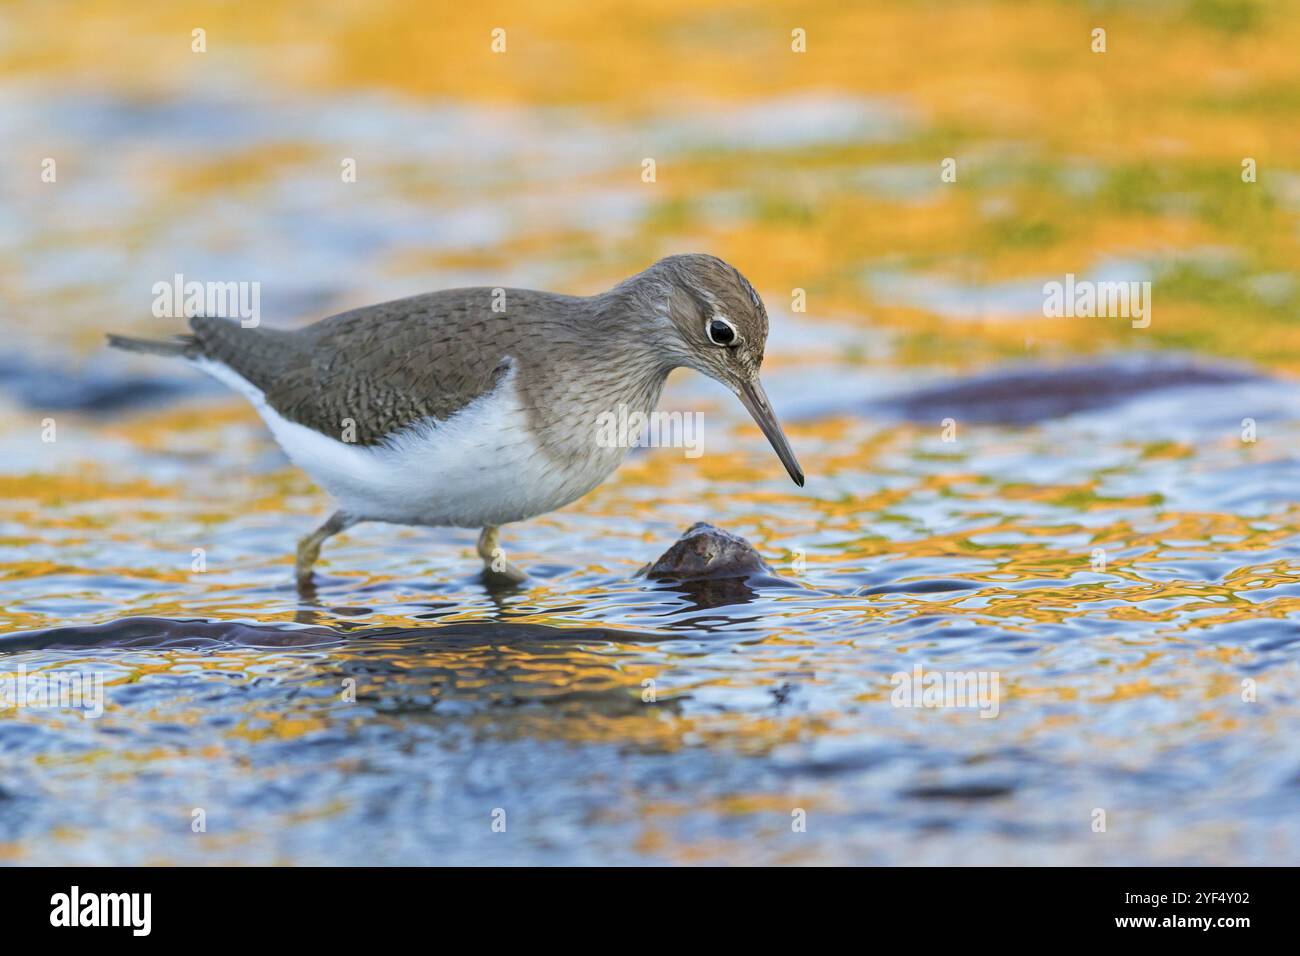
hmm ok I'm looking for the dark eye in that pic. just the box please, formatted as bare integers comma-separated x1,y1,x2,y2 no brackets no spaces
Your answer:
706,317,737,346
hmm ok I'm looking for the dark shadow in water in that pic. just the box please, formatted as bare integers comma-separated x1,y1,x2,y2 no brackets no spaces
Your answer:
0,616,678,653
869,354,1264,425
641,572,796,614
859,578,979,596
0,352,213,412
0,617,695,722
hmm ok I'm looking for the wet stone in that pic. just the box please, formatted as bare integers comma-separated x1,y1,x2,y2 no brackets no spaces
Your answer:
641,522,770,580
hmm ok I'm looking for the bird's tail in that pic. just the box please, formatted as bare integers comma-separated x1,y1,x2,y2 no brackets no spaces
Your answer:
106,333,198,358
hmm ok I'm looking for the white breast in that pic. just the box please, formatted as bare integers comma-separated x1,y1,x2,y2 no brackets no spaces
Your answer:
192,357,621,528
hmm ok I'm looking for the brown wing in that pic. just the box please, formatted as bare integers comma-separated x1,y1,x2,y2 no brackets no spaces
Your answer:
189,289,514,446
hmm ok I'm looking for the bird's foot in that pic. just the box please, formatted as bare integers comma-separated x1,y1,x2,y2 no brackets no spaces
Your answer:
294,511,355,591
477,525,528,585
482,560,528,586
295,538,322,589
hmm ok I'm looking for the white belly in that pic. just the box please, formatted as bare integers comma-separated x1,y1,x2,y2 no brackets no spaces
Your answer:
193,357,619,527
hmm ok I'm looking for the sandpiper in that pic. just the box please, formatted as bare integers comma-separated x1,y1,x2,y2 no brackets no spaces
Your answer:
108,254,804,586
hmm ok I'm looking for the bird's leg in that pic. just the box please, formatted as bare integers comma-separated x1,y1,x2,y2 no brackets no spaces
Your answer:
476,526,527,584
296,511,356,587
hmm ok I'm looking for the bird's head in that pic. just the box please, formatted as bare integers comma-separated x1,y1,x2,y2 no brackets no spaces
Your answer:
648,254,804,487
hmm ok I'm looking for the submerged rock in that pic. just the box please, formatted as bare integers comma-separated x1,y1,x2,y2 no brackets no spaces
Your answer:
642,522,770,580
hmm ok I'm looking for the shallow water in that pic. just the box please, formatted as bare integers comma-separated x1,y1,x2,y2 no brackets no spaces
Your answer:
3,1,1300,865
4,352,1298,864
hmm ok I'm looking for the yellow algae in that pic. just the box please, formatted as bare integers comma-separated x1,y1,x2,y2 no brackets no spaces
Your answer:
0,471,177,506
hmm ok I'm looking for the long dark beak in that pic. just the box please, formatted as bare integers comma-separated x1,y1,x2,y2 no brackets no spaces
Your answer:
737,378,805,487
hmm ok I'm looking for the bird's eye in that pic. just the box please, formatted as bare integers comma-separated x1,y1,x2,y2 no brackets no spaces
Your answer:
706,317,737,346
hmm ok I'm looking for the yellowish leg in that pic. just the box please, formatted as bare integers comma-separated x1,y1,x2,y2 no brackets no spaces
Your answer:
477,526,527,584
296,511,356,587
